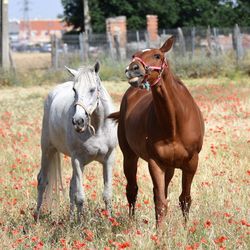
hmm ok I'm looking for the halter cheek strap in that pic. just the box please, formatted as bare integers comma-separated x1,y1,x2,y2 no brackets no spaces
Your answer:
132,56,168,88
132,57,163,71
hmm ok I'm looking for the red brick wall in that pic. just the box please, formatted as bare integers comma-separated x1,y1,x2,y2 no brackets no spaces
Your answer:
147,15,158,42
106,16,127,48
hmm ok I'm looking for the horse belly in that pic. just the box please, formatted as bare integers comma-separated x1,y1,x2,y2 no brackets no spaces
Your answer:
48,105,71,156
49,124,70,155
152,141,189,167
125,119,148,160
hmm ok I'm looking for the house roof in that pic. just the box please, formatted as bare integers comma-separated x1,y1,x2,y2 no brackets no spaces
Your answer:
19,19,66,31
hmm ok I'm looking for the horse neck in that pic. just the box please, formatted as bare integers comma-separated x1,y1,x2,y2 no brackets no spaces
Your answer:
151,69,177,139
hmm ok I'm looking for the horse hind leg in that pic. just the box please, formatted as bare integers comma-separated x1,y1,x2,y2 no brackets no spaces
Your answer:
102,149,115,216
35,148,56,221
179,154,198,223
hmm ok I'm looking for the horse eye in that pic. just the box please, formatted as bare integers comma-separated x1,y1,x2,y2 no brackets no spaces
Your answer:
154,54,161,59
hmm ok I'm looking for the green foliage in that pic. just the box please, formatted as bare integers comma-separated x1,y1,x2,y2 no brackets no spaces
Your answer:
61,0,250,33
61,0,84,31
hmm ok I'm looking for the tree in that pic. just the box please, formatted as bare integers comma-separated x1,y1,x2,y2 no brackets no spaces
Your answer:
61,0,84,32
61,0,250,33
234,0,250,27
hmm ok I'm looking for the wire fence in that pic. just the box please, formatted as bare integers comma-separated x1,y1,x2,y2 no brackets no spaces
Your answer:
12,25,250,69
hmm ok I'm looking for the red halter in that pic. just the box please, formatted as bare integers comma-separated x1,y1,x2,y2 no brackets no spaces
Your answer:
132,56,168,87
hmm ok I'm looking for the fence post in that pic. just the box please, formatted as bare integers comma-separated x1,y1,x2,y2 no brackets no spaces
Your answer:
177,27,186,56
191,27,196,59
213,27,220,55
79,32,89,62
83,32,89,61
79,33,84,63
114,34,121,61
0,0,10,69
206,26,212,57
145,31,150,48
136,30,140,50
107,32,114,60
51,34,58,69
233,24,244,63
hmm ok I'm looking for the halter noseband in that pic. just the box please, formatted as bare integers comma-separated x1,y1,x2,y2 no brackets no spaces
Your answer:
132,56,168,89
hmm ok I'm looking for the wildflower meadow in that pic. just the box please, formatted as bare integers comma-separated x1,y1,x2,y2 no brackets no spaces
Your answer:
0,78,249,249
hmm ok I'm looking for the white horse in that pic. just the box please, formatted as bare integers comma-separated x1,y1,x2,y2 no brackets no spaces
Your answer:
35,62,117,222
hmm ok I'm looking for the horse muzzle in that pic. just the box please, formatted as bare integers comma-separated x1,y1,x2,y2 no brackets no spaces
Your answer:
125,62,146,88
72,117,88,133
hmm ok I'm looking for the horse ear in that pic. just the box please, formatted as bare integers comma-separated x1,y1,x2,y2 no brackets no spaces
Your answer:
94,61,100,73
160,36,174,53
65,66,78,77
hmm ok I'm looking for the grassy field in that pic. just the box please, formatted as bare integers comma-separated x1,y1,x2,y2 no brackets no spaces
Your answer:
0,77,249,249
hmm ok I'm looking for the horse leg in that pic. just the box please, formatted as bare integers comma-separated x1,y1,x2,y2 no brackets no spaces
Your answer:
35,153,49,221
123,151,139,217
102,149,115,216
164,167,175,200
35,148,55,221
70,157,85,223
148,159,167,228
179,154,198,222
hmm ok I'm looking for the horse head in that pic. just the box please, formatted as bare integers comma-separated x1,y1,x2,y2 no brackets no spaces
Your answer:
66,62,100,134
125,36,174,89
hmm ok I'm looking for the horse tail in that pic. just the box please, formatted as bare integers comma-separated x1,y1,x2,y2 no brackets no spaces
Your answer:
107,111,120,123
44,151,65,211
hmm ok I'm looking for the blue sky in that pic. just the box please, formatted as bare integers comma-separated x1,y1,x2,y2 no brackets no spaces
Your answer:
9,0,64,20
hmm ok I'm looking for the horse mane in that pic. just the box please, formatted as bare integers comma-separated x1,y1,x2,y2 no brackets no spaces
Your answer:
167,63,185,86
107,111,120,123
173,74,185,86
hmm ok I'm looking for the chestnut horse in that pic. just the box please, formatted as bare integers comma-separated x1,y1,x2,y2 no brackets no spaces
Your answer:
109,36,204,227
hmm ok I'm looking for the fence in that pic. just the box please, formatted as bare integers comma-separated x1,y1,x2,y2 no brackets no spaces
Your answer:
17,25,250,69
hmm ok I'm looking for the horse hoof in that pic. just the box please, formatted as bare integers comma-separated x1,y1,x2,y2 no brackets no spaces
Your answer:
33,212,39,222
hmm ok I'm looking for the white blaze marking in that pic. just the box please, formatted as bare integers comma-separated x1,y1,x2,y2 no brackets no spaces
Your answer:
142,49,151,52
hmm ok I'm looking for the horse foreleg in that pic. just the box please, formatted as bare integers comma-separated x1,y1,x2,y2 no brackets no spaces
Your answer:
70,157,85,223
123,153,138,217
148,159,167,229
165,167,175,199
179,154,198,223
102,149,115,216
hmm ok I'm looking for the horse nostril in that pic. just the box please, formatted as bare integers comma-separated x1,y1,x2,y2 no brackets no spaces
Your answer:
77,118,84,126
133,64,139,71
72,117,84,126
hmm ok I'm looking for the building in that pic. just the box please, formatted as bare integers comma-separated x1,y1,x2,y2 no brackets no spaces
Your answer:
9,19,67,45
